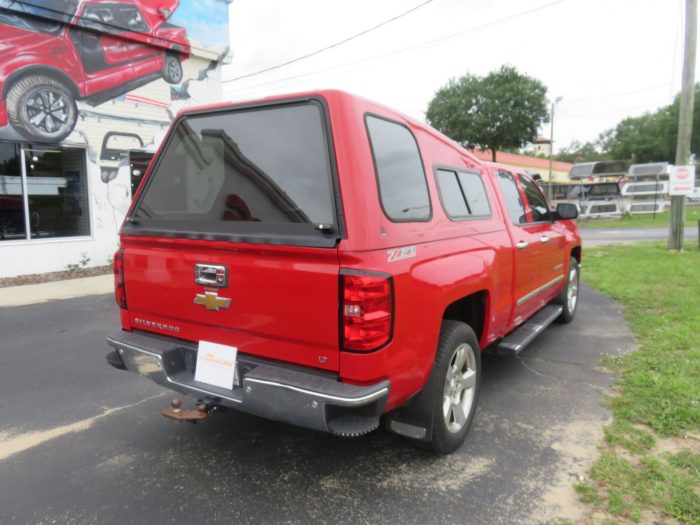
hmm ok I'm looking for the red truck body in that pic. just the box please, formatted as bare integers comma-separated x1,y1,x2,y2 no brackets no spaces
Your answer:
107,90,581,453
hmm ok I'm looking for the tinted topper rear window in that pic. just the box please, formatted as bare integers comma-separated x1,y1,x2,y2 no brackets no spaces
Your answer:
130,101,339,247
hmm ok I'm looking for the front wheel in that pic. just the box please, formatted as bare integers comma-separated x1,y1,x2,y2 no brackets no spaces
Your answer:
162,54,183,84
424,320,481,454
6,75,78,142
553,256,580,323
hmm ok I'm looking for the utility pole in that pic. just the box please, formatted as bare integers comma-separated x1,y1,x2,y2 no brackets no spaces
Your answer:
547,96,563,202
669,0,697,250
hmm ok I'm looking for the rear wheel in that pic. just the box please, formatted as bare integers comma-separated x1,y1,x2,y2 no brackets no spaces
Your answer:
424,320,481,454
6,75,77,142
553,256,580,323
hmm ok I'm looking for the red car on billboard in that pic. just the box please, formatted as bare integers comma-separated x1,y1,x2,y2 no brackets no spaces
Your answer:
0,0,190,142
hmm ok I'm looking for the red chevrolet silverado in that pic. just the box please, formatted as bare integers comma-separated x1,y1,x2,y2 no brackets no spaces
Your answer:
106,90,581,453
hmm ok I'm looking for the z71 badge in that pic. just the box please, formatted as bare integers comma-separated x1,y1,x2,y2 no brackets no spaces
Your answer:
387,246,417,262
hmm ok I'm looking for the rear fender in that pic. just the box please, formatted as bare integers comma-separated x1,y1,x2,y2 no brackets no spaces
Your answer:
384,290,488,442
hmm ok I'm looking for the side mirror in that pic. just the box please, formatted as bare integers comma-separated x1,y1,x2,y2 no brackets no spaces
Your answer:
556,203,578,220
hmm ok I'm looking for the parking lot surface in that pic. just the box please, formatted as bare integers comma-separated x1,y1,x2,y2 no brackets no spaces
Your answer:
0,286,634,524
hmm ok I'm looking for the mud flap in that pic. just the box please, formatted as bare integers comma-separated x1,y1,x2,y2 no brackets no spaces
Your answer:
384,370,435,442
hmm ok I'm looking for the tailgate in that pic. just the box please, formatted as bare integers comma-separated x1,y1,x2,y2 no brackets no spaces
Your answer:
118,98,343,372
122,237,341,371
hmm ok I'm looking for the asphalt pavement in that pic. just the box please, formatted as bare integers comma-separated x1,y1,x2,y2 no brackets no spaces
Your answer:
0,288,635,525
581,225,699,246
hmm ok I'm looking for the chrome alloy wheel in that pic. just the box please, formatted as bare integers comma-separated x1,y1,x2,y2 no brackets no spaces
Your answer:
566,264,579,313
442,343,477,433
25,88,69,135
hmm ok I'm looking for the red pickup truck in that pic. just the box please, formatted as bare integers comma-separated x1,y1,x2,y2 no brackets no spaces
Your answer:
106,90,581,453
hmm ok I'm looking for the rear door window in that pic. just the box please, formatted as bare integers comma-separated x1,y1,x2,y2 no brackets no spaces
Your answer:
366,115,431,221
129,100,340,247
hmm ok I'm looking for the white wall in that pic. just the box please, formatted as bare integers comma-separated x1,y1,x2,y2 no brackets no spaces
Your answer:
0,54,223,278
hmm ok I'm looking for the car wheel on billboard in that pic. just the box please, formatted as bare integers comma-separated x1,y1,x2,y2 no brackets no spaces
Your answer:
162,54,183,84
6,75,78,142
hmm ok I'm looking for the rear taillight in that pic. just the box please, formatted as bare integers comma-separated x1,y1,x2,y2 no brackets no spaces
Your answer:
341,271,393,351
113,249,127,309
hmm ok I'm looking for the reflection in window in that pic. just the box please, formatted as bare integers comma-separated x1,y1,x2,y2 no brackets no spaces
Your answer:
457,171,490,216
1,144,89,241
436,169,491,220
518,174,550,223
496,170,526,224
117,6,148,32
0,0,77,34
366,116,431,221
0,143,25,240
436,169,469,218
24,146,89,239
135,103,335,231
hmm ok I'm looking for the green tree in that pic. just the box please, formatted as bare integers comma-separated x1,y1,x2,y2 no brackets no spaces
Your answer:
597,84,700,163
602,109,675,163
426,66,549,161
555,140,610,163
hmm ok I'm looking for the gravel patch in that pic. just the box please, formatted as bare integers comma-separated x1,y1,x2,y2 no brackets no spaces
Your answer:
0,266,112,288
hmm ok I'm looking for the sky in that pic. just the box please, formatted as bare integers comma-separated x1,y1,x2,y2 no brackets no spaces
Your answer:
169,0,230,50
222,0,689,153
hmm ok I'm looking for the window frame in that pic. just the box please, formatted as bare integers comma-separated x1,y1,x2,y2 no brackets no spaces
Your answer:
517,172,552,224
0,142,92,244
364,112,432,223
433,164,492,222
496,169,528,226
124,96,347,248
115,5,149,32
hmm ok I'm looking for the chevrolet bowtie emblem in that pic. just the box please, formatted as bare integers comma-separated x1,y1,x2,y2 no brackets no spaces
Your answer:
194,291,231,311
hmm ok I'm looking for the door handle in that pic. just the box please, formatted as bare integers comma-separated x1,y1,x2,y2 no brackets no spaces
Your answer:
540,235,550,243
516,241,529,250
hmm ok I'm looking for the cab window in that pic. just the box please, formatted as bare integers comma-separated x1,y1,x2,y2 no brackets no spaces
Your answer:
518,174,550,223
116,6,148,32
496,170,526,224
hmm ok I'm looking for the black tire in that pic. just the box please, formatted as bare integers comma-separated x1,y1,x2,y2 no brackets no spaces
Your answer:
162,54,183,84
553,256,580,323
6,75,78,142
423,320,481,454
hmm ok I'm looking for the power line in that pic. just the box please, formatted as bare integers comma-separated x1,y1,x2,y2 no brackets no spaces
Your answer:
225,0,436,83
564,83,674,104
224,0,571,94
557,98,673,119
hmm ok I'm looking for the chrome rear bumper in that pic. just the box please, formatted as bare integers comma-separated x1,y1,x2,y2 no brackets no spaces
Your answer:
106,330,389,436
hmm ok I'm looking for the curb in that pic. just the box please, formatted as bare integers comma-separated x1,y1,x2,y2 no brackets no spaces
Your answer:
0,274,114,308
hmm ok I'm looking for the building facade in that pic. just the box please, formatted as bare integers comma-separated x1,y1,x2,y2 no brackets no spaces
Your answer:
471,149,573,183
0,0,231,278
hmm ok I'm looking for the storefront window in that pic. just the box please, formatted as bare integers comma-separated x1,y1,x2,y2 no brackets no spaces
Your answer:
0,143,25,240
0,142,89,241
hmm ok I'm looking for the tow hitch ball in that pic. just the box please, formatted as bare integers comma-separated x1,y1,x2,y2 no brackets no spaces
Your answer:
161,396,221,423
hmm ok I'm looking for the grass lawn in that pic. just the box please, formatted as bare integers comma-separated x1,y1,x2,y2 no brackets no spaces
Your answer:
578,242,700,523
578,207,700,229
